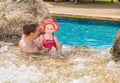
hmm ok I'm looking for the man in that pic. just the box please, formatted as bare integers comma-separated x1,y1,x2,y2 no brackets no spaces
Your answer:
18,22,41,54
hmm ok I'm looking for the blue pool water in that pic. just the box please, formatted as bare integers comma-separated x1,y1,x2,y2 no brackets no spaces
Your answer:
54,17,120,49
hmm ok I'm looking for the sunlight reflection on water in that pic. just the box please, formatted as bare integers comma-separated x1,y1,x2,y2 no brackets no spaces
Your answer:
0,41,120,83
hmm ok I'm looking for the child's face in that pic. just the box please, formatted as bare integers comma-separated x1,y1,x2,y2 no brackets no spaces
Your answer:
45,24,55,33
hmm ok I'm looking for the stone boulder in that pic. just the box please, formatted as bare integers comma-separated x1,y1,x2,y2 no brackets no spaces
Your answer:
111,30,120,58
0,0,51,43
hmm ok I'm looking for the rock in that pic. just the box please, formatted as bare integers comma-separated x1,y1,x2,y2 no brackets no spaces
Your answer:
111,30,120,58
0,0,51,43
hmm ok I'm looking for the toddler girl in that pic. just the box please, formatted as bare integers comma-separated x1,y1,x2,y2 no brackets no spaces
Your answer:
38,18,61,52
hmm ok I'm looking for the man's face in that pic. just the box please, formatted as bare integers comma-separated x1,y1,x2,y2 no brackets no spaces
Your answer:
32,27,39,39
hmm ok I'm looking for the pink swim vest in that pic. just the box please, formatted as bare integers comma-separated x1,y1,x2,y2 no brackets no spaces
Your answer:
42,35,56,50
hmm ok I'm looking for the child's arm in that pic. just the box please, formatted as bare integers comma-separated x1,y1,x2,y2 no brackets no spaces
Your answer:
39,35,49,51
54,36,61,51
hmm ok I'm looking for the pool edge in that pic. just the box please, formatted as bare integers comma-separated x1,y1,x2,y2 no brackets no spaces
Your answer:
51,13,120,22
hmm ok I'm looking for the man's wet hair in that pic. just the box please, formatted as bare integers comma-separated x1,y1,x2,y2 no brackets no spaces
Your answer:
23,22,38,36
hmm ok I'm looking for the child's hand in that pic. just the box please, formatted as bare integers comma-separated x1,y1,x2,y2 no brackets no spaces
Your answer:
43,47,49,51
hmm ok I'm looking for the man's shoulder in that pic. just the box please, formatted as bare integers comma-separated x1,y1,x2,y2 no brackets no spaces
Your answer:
18,39,26,48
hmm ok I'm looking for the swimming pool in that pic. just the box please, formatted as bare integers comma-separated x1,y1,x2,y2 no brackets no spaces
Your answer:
54,17,120,49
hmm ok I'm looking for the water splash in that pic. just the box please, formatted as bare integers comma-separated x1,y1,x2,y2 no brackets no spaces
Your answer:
0,42,120,82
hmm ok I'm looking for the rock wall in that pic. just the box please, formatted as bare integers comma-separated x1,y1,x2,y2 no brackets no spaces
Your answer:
111,30,120,58
0,0,51,43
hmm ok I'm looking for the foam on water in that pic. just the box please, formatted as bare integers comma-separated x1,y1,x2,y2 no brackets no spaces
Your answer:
0,65,45,82
0,42,120,82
